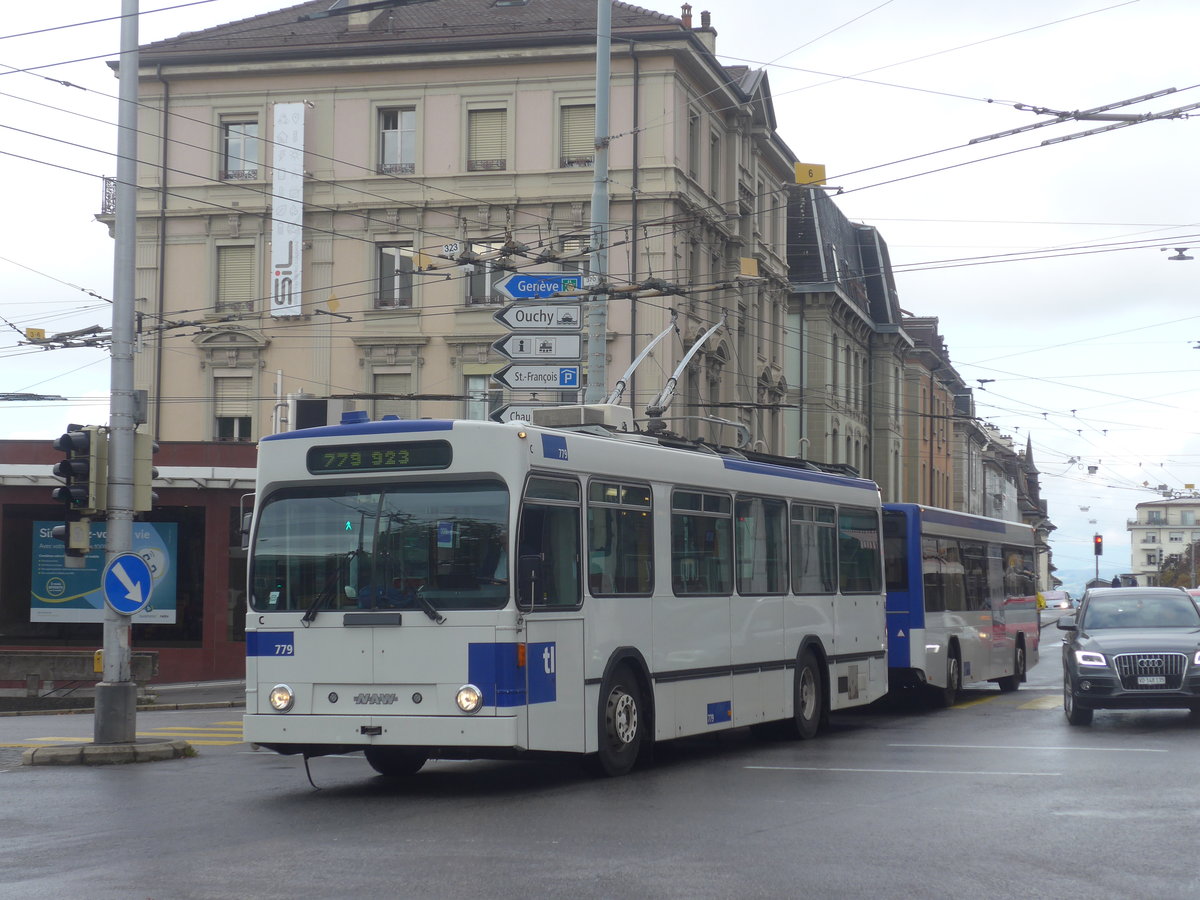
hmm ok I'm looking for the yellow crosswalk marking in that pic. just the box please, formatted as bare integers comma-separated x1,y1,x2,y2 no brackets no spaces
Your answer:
1019,695,1062,710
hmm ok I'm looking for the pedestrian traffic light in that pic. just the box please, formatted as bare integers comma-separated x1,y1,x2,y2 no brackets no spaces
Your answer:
133,428,159,512
1094,534,1103,556
51,425,106,515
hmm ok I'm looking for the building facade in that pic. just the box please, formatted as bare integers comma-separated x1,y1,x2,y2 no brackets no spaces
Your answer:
1127,497,1200,585
106,0,795,453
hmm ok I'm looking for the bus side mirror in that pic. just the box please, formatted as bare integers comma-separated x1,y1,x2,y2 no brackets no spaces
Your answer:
516,554,542,611
240,512,252,550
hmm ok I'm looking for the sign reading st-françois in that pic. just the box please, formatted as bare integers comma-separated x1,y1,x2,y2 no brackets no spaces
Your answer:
495,273,598,301
491,364,580,391
492,303,582,332
491,333,582,362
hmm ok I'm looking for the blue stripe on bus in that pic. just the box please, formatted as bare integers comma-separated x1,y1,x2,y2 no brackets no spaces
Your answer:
247,632,295,656
721,458,878,491
467,642,556,708
262,419,455,441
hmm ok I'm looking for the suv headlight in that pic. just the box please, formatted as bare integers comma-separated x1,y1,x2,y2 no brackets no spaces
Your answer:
1074,650,1107,667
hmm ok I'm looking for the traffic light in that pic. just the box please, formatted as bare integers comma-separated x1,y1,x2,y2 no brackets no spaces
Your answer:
1094,534,1104,556
133,428,159,512
51,425,107,515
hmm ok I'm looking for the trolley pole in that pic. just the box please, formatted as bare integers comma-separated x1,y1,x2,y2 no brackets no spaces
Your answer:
95,0,140,745
585,0,611,403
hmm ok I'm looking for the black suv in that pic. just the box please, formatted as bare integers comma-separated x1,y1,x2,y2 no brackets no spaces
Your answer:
1058,587,1200,725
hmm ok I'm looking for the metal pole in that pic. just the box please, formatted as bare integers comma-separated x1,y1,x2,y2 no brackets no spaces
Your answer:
95,0,140,745
585,0,611,403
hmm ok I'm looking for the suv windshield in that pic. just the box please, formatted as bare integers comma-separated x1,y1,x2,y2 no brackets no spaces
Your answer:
250,480,509,613
1082,592,1200,629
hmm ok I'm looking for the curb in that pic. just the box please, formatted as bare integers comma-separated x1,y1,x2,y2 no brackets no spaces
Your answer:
22,738,194,767
0,699,245,719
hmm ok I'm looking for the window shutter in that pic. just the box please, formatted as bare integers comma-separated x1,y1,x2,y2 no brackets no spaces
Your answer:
217,246,255,309
214,375,253,417
374,372,413,419
560,105,594,167
468,109,506,170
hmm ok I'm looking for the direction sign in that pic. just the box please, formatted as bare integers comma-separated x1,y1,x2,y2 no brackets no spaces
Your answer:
492,303,582,332
491,364,580,390
489,403,555,424
491,333,582,361
102,552,154,616
495,273,597,300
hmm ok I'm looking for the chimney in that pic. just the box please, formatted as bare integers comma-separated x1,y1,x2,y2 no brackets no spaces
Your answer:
680,3,692,28
348,0,376,32
693,10,716,53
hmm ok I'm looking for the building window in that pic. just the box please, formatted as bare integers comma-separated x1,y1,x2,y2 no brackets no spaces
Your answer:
559,104,594,168
1183,511,1196,526
465,374,501,420
216,245,255,313
1170,532,1184,542
466,242,504,305
687,110,700,177
221,118,258,180
376,244,413,308
378,107,416,175
214,374,253,441
1146,553,1159,566
467,108,506,171
709,133,721,198
1145,533,1158,543
558,235,590,275
373,370,413,419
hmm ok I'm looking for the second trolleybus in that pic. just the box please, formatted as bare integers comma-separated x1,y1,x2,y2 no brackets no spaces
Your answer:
882,502,1040,706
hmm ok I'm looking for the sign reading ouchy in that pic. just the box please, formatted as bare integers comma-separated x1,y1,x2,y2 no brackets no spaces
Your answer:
271,102,305,317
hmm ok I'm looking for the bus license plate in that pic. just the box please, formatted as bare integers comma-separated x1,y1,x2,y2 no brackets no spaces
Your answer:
1137,675,1166,686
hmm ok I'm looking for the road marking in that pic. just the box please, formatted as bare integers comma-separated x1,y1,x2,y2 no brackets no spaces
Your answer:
0,720,246,749
888,743,1166,753
746,766,1056,776
1019,695,1063,710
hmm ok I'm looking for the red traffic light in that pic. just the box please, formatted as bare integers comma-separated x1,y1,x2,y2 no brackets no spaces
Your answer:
1093,534,1103,556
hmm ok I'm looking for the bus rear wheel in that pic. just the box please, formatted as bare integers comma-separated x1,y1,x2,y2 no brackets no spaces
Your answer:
927,650,960,708
364,747,427,777
997,643,1025,693
595,664,645,777
787,650,823,740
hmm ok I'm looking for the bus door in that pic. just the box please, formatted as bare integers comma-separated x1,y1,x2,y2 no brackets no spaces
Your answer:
518,475,586,753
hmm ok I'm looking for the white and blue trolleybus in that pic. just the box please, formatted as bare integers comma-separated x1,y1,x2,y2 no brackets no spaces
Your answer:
243,408,888,776
881,502,1040,706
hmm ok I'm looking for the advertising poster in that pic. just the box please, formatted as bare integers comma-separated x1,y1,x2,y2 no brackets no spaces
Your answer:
30,521,179,623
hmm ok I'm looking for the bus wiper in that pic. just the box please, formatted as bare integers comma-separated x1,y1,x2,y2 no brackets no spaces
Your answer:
301,550,358,624
415,585,446,625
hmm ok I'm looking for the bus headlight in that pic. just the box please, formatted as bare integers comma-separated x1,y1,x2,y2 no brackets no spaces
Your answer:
269,684,295,712
455,684,483,714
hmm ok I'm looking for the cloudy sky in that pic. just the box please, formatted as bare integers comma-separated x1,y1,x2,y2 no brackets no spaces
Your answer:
1,0,1197,590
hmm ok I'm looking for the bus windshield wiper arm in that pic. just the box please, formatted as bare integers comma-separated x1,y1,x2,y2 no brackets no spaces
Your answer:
415,586,446,624
301,551,357,624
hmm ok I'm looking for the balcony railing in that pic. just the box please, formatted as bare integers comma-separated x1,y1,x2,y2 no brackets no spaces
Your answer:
101,176,116,215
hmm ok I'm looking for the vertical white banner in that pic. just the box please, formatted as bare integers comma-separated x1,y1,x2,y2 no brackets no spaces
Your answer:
270,102,305,317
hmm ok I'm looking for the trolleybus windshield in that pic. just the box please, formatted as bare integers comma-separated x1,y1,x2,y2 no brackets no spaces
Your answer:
250,480,509,614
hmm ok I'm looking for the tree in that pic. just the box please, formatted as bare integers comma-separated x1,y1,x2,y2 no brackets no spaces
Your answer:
1157,541,1200,588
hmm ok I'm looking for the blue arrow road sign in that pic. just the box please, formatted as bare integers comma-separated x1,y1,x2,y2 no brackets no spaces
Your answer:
102,552,154,616
495,273,589,300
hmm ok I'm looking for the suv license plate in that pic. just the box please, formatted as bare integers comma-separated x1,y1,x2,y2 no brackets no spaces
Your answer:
1137,676,1166,686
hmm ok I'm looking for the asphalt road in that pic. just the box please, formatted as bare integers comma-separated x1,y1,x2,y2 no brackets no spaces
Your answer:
3,616,1198,899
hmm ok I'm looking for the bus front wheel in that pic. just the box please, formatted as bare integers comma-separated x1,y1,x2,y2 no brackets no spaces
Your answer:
595,664,645,777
